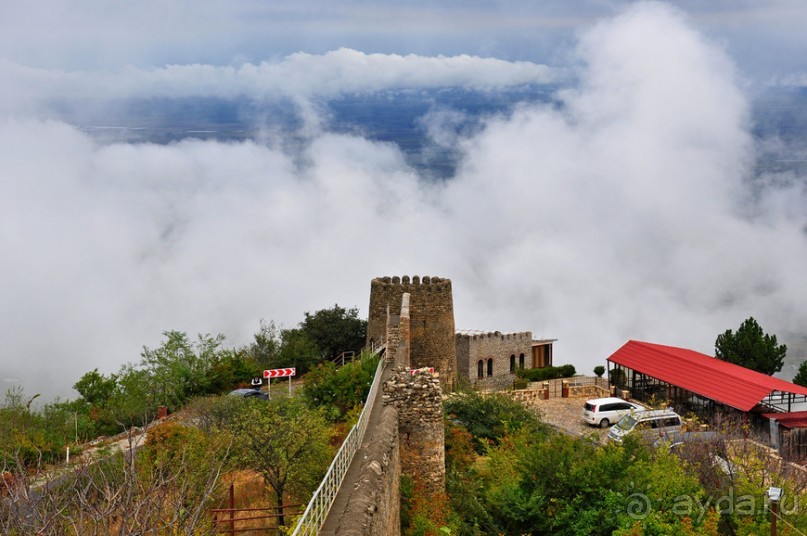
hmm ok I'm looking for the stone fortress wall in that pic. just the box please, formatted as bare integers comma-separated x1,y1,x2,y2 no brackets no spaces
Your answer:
330,290,445,535
382,367,445,497
329,276,552,534
367,275,456,391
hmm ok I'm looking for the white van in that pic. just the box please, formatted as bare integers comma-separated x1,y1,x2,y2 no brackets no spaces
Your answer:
581,397,645,428
607,409,683,443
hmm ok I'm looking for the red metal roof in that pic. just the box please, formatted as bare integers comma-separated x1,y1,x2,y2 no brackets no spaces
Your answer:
607,340,807,412
762,411,807,428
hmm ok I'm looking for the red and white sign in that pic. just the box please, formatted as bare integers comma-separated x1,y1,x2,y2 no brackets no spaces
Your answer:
264,368,296,379
408,367,435,375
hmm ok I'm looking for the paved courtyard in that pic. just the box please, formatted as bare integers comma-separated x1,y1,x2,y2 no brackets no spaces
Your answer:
527,396,610,442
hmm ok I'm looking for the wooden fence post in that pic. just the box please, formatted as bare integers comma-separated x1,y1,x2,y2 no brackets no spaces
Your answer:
229,482,235,535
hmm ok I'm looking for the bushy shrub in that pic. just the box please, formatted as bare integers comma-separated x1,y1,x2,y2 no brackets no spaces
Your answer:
444,422,497,535
516,364,576,382
400,473,451,536
143,421,208,466
444,391,546,453
300,352,380,421
181,394,245,433
610,368,626,386
471,430,722,535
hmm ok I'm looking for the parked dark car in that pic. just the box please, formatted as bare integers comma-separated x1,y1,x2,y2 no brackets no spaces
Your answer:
228,388,269,400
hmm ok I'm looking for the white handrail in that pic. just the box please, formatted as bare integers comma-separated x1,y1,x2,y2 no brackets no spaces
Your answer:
291,347,386,535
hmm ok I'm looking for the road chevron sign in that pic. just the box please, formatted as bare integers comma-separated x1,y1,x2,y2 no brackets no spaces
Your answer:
263,368,296,379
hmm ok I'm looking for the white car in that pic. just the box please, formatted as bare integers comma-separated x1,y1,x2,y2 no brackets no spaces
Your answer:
581,397,645,428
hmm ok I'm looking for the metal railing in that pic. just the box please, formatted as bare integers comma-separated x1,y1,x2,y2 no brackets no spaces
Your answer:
291,347,386,536
331,351,356,367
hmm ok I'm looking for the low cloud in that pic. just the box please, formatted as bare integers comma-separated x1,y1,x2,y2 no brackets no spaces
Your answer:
0,49,555,118
772,72,807,87
444,3,807,358
2,3,807,400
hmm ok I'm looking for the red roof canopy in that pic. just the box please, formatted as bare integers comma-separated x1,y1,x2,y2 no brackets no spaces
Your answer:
762,411,807,428
607,340,807,412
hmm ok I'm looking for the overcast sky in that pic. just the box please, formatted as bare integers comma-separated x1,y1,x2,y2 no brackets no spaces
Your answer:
0,1,805,78
2,1,807,401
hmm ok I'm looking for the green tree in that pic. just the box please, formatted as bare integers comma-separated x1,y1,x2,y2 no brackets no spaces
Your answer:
276,328,321,374
1,387,42,466
73,368,118,407
245,305,367,374
205,348,260,391
94,365,157,434
593,365,605,378
248,319,281,368
246,321,320,374
229,397,332,526
300,304,367,360
715,317,787,375
475,432,716,535
0,388,86,467
139,331,230,409
795,360,807,387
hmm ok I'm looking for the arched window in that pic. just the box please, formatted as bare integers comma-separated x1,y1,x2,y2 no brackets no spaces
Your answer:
519,353,525,369
510,354,516,373
477,360,484,379
487,358,494,377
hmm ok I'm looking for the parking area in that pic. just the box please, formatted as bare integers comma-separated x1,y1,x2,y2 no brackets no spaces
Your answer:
528,396,610,442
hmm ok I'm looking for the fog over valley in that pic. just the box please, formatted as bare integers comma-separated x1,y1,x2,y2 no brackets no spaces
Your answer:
2,2,807,401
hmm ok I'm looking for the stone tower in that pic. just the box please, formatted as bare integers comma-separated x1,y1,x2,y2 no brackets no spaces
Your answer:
367,275,456,390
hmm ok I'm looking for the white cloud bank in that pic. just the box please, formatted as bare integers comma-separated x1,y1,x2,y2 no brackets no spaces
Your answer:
0,49,555,117
2,2,807,400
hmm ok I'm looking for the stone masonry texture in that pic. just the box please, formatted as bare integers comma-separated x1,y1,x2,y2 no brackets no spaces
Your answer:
382,366,446,497
332,404,401,536
367,276,456,390
456,331,533,390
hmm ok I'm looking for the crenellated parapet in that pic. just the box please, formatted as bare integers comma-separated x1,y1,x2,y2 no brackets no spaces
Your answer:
456,331,533,342
373,275,453,289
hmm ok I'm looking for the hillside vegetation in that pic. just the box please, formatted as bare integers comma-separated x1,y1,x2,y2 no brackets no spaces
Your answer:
420,392,807,536
0,305,370,534
6,305,807,535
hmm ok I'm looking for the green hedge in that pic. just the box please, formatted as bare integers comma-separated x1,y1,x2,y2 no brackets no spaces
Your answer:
515,364,576,382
